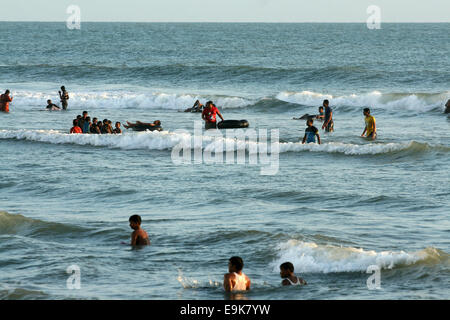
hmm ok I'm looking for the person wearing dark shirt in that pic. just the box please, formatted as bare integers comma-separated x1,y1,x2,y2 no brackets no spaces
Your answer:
46,99,60,110
59,86,69,110
322,99,334,132
302,119,321,144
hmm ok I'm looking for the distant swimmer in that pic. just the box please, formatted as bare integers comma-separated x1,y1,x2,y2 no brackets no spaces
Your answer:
184,100,204,113
70,119,82,134
0,90,13,113
302,119,321,144
46,99,60,110
223,256,251,292
445,99,450,114
321,99,334,132
202,101,224,130
361,107,377,140
293,106,325,121
280,262,307,286
128,214,150,246
58,86,69,110
113,121,122,134
124,120,161,131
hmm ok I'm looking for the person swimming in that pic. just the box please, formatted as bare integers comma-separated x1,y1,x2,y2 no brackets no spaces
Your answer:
280,262,307,286
293,106,325,121
128,215,150,246
223,256,251,292
184,100,204,112
124,120,161,131
46,99,60,110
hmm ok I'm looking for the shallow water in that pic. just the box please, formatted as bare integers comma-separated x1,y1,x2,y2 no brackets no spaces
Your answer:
0,22,449,300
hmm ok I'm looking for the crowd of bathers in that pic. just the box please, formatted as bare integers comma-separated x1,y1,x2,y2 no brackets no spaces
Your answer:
70,111,122,134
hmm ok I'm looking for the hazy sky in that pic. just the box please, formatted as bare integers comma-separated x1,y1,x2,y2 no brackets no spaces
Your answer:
0,0,449,22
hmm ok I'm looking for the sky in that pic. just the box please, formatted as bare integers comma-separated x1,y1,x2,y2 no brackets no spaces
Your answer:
0,0,449,22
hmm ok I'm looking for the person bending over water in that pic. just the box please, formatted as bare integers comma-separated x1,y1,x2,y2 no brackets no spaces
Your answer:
293,106,325,121
223,256,251,292
202,101,224,130
361,107,377,140
128,215,150,246
46,99,60,110
280,262,307,286
184,100,204,112
302,119,321,144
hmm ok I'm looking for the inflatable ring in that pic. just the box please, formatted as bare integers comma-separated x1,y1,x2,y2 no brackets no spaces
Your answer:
217,120,249,129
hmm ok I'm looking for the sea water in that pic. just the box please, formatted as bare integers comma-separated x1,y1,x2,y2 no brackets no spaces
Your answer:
0,22,449,299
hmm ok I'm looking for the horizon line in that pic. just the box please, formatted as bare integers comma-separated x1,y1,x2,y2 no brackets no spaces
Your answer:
0,20,449,23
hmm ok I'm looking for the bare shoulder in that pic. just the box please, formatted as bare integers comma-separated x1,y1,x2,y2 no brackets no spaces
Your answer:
282,279,291,286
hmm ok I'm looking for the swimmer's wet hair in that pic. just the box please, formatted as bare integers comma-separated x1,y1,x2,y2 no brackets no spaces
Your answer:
364,108,371,114
280,262,294,272
129,215,142,224
229,256,244,271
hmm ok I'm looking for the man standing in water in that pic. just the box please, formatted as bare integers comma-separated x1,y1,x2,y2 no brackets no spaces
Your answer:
361,108,377,140
202,101,224,130
0,90,13,113
321,99,334,132
59,86,69,110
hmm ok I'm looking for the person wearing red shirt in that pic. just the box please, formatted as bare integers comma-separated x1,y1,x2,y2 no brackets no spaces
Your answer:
201,101,224,130
70,119,83,134
0,90,13,113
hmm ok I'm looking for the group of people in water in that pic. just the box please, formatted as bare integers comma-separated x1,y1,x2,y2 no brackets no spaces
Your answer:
295,99,377,144
70,111,122,134
128,214,306,292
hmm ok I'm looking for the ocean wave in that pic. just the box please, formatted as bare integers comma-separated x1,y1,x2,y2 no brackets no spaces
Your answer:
277,90,449,112
8,89,449,113
270,240,447,273
1,129,448,157
0,211,86,237
10,91,253,110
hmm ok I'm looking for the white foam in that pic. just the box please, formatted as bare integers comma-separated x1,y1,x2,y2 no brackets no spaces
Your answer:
8,91,253,110
277,90,449,112
271,240,433,273
0,129,417,156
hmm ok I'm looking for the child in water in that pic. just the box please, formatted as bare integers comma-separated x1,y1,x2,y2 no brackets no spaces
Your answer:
128,215,150,246
223,256,251,292
280,262,307,286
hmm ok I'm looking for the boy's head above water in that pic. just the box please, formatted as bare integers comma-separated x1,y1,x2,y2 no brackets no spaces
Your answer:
228,256,244,273
279,262,294,278
129,214,142,230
